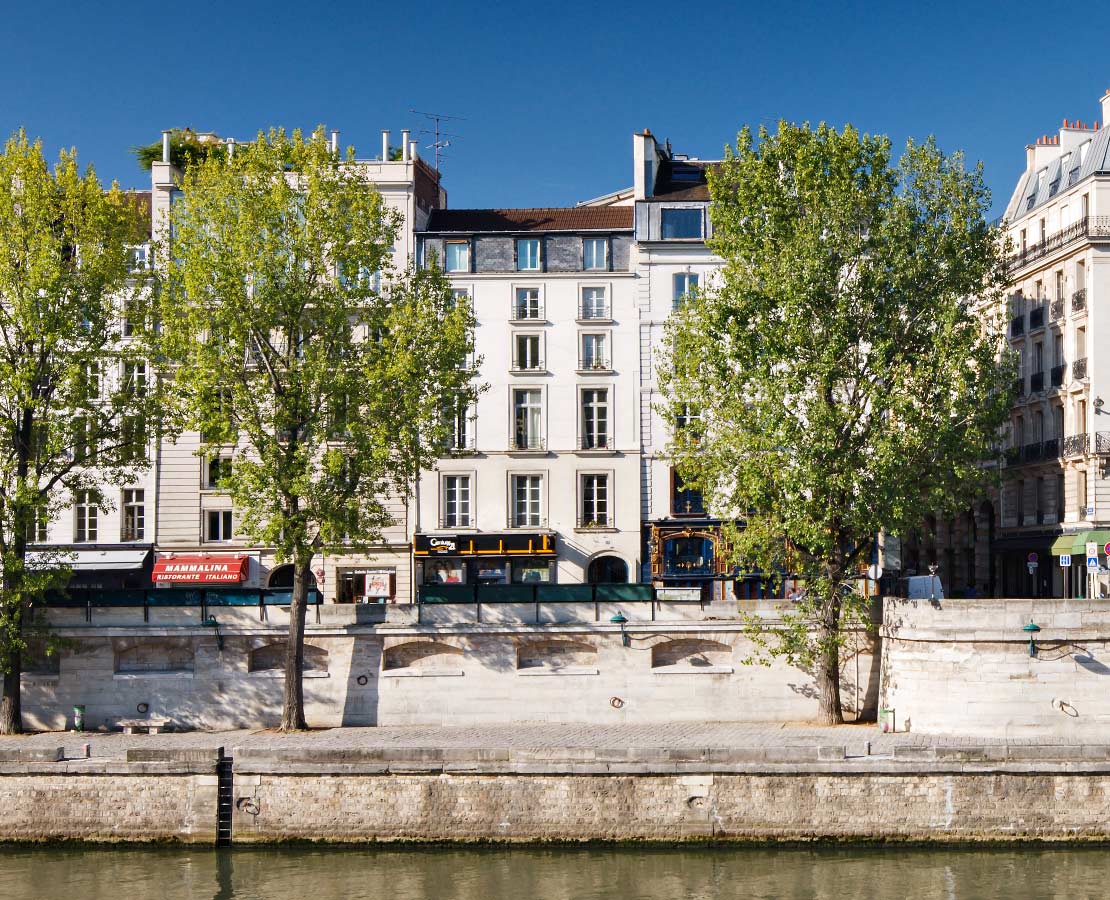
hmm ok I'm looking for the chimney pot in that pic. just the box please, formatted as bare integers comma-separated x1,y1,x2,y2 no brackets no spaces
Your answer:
410,139,418,161
400,129,411,162
330,129,339,154
227,137,235,159
162,130,171,164
381,130,390,161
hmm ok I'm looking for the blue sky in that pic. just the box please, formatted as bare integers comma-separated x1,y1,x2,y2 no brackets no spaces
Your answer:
2,0,1105,218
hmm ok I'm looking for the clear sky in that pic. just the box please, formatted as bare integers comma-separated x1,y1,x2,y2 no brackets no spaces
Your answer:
2,0,1105,218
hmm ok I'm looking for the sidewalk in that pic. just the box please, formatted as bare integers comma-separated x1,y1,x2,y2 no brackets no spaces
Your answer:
0,721,1091,762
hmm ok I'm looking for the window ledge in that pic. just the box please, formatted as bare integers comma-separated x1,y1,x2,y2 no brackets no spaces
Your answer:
507,448,550,457
574,448,617,456
382,668,464,678
509,368,550,376
574,527,619,534
651,666,734,675
575,317,613,325
509,319,550,326
248,670,329,678
575,368,615,376
516,667,599,677
113,671,195,680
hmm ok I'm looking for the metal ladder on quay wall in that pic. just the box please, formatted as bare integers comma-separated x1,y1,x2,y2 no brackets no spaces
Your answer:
216,750,234,847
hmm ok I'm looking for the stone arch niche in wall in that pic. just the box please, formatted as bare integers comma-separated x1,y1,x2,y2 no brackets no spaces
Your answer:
115,639,195,674
651,638,732,672
382,640,464,673
516,639,598,672
587,555,629,584
249,642,328,674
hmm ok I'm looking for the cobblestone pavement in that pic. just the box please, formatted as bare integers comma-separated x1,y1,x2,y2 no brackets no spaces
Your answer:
0,721,1098,761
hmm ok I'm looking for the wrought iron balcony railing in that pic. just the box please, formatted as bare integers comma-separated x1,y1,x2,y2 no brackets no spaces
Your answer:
1050,299,1064,321
1074,357,1088,380
1022,442,1043,463
1013,377,1025,397
1063,433,1089,457
1072,288,1087,313
1051,364,1066,387
510,435,546,451
1096,432,1110,455
1030,371,1044,393
1042,437,1059,459
1009,316,1025,337
1029,306,1045,330
1007,218,1110,272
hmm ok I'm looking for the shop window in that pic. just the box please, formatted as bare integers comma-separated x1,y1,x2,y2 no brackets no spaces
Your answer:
512,560,552,583
662,535,714,577
425,559,466,584
336,570,393,603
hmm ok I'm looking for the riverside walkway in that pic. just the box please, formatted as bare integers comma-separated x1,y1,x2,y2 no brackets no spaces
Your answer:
0,722,1099,762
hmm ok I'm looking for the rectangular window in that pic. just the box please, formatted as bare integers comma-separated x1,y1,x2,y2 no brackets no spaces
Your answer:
443,475,472,528
444,401,474,452
121,415,147,462
580,287,609,319
127,244,149,272
206,509,233,542
122,296,144,337
206,455,230,489
122,488,145,541
73,415,98,464
512,389,543,450
444,241,470,273
1055,271,1064,300
516,238,541,271
511,474,542,526
1016,480,1025,525
581,388,609,449
672,469,705,516
582,238,608,270
661,208,703,239
580,474,610,527
513,333,543,371
25,507,48,543
580,333,609,370
81,362,102,400
513,288,542,320
1035,477,1045,525
1057,473,1065,523
673,272,699,310
123,361,147,397
676,403,703,436
74,491,98,543
450,288,470,306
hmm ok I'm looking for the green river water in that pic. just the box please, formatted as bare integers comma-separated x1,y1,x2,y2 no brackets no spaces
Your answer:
2,844,1109,899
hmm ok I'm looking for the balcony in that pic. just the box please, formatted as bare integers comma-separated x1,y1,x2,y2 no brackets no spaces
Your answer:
1042,437,1059,458
1030,371,1044,393
1072,288,1087,313
1009,316,1025,337
1064,433,1089,457
1074,357,1088,380
1012,377,1025,398
1096,432,1110,455
509,435,546,453
577,356,612,373
1050,299,1064,321
1007,217,1110,273
1029,306,1045,330
1022,442,1043,463
1051,364,1066,387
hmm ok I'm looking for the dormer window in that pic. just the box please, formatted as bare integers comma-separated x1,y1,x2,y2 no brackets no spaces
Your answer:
516,238,541,271
661,208,703,240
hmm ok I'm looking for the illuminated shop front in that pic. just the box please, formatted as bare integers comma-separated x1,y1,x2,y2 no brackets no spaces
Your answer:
414,532,558,599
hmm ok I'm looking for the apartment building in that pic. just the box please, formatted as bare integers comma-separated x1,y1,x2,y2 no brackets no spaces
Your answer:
414,207,641,592
995,91,1110,597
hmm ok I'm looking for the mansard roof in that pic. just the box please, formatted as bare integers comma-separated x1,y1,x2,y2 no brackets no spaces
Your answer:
423,206,632,234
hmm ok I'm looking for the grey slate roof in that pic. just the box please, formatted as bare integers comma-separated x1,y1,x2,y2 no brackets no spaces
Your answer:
1006,127,1110,221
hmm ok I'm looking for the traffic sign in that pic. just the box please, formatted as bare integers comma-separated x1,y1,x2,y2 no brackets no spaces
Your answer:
1087,542,1099,559
1104,542,1110,556
1028,552,1038,564
1060,554,1072,567
1089,556,1100,570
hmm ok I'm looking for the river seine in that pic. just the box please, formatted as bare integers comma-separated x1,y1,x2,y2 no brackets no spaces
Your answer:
2,844,1108,899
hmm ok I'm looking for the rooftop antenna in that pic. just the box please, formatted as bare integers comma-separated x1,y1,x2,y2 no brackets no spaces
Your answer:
410,109,466,173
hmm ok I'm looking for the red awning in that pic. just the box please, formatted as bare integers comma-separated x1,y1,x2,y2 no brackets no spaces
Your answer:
152,555,249,584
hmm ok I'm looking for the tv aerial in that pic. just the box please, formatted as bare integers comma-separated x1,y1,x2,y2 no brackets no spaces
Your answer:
410,109,466,172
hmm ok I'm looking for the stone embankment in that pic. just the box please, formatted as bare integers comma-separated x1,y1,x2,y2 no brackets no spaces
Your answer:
5,725,1110,843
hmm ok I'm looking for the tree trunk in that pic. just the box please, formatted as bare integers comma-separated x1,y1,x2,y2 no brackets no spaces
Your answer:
814,634,844,725
280,554,311,732
0,649,22,735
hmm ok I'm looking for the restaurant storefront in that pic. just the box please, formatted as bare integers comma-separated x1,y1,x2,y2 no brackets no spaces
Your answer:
414,532,557,598
29,545,155,593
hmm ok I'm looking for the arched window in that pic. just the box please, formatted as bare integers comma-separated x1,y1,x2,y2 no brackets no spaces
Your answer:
587,555,629,584
267,565,317,590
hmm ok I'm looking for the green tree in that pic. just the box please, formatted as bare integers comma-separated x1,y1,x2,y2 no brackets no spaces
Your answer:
159,127,477,731
0,130,156,734
658,122,1014,724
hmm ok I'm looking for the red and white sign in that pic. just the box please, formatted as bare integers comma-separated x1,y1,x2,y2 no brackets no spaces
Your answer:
152,555,249,584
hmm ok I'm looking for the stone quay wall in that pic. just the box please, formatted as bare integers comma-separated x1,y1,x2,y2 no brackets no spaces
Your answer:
881,596,1110,738
10,750,1110,843
21,601,880,731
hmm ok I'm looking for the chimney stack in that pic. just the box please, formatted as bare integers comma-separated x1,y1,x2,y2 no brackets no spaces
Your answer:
410,139,418,161
381,130,390,161
162,130,171,164
330,130,339,154
401,129,411,162
226,138,235,159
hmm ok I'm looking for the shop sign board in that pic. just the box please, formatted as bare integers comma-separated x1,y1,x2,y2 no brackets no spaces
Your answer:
1060,554,1072,567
